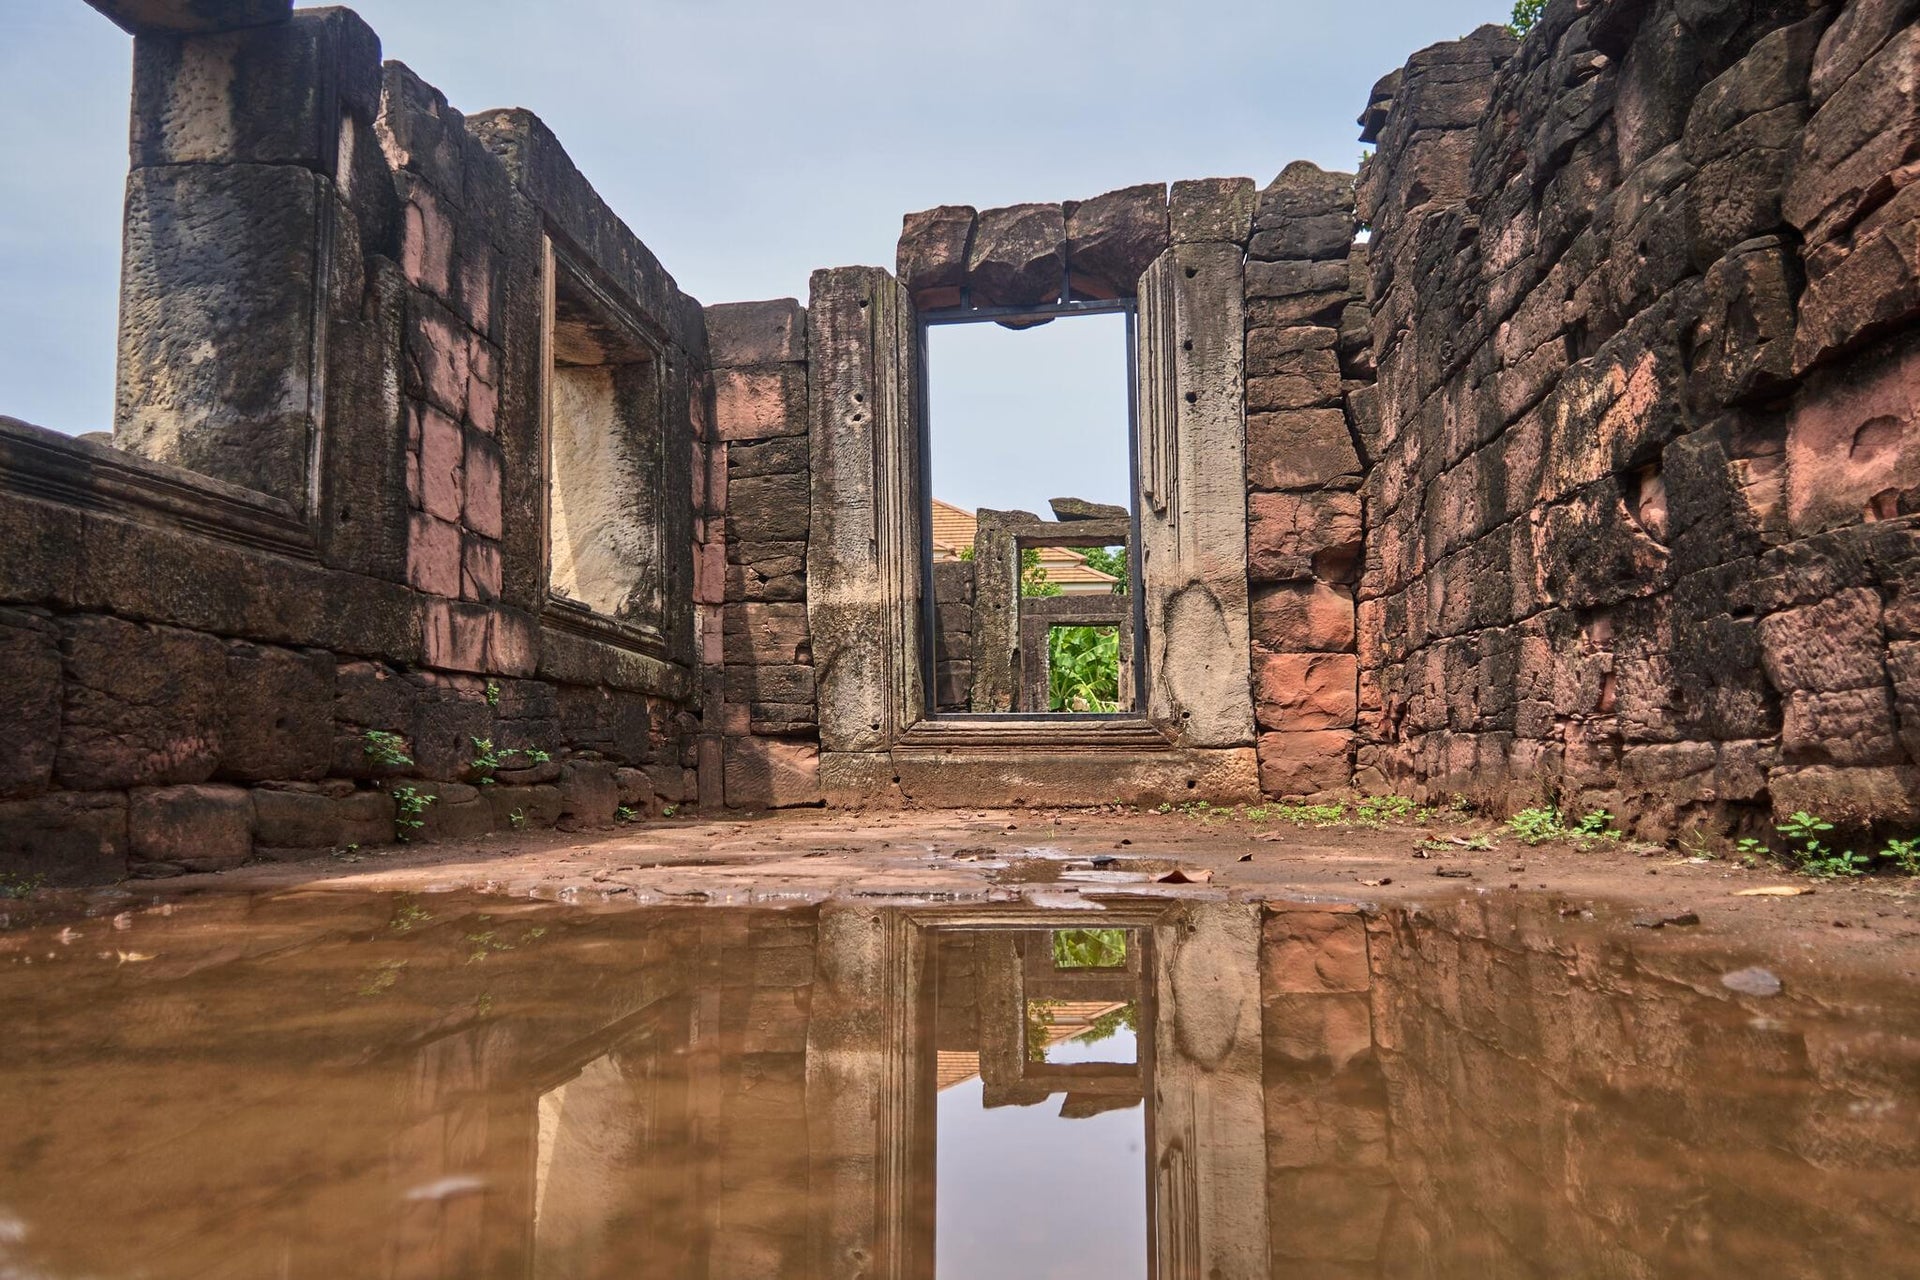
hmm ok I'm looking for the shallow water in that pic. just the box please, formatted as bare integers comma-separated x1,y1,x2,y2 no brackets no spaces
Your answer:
0,888,1915,1278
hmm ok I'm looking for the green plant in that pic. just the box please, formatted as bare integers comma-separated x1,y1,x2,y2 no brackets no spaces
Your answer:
1244,805,1272,823
0,871,46,900
1508,0,1546,36
1572,808,1621,840
1051,928,1128,969
389,784,435,840
1076,1002,1138,1045
388,895,431,933
1019,548,1061,599
1882,836,1920,875
1463,834,1495,852
357,959,407,997
484,680,501,707
1079,545,1129,595
1775,811,1869,878
521,747,552,764
1356,794,1417,823
1274,802,1347,825
469,737,505,781
1507,806,1564,845
616,805,639,823
363,729,413,768
661,804,677,817
508,808,527,830
1049,625,1121,712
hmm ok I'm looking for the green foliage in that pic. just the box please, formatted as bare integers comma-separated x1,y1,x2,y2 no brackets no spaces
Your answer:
389,784,435,841
1019,548,1061,598
1076,1002,1138,1045
362,729,413,768
1356,794,1417,823
388,895,431,933
616,806,639,823
1507,806,1564,844
661,804,678,817
1025,999,1060,1062
1572,808,1621,839
1080,545,1130,595
1775,811,1867,877
1508,0,1546,35
1052,928,1129,969
508,808,527,830
1275,801,1347,825
1049,625,1120,711
484,680,501,707
0,871,46,900
522,747,552,764
469,737,504,783
1882,836,1920,876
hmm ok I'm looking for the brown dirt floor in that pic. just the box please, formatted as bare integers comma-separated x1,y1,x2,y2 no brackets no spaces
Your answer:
31,804,1916,982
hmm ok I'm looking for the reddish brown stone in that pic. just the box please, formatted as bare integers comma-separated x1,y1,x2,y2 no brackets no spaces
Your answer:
128,783,252,874
724,737,822,809
1248,491,1364,583
967,204,1066,308
1252,582,1357,654
1255,652,1359,730
1257,729,1355,797
1065,183,1168,299
1169,177,1254,245
896,205,976,309
57,615,225,790
0,791,127,886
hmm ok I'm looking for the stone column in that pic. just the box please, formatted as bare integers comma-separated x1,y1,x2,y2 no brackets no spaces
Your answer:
805,267,924,798
1136,245,1257,747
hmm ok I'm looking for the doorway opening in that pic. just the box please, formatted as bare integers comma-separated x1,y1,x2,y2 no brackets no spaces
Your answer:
919,300,1143,718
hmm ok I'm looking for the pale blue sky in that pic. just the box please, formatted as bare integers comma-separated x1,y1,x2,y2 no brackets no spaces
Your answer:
1,0,1501,465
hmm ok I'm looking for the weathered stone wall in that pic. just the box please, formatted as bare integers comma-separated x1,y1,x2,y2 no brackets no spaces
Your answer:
1,4,704,883
704,298,824,808
1240,166,1375,800
1355,0,1920,836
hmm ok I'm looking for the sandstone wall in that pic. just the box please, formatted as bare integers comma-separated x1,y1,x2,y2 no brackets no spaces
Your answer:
1355,0,1920,836
0,5,705,884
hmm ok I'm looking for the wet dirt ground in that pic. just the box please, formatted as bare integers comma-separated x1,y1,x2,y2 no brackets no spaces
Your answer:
3,808,1918,1276
66,804,1920,980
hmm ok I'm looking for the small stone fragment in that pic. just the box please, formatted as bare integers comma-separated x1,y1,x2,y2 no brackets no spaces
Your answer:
1720,966,1784,997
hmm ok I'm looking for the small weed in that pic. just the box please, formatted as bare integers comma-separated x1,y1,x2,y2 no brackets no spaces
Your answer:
357,959,408,997
465,929,515,963
1463,834,1494,852
616,806,639,823
508,808,527,830
1356,794,1418,823
1273,802,1347,826
484,680,501,707
1244,805,1272,823
521,747,552,764
389,784,435,841
1776,811,1866,878
1882,836,1920,876
1506,806,1564,845
1572,809,1622,840
363,729,413,768
0,872,46,900
661,804,677,818
388,895,431,933
469,737,505,780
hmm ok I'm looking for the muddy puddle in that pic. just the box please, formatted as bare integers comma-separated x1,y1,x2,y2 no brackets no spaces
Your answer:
1,887,1915,1278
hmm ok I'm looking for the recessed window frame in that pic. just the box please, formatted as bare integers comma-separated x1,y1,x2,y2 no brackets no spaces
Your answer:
915,295,1148,721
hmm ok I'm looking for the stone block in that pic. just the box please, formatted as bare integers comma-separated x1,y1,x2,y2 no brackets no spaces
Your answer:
897,205,976,309
1247,323,1337,374
1796,182,1920,372
0,608,61,799
0,792,128,887
1689,238,1797,411
1252,582,1357,654
1169,177,1255,245
1785,337,1920,534
1247,409,1360,492
57,615,226,791
967,204,1066,308
463,434,504,538
1065,183,1168,299
115,162,327,503
714,364,807,441
558,760,619,828
129,783,252,874
1769,764,1920,826
251,786,340,848
727,471,811,542
1250,213,1354,263
90,0,292,35
724,663,816,707
1784,26,1920,248
705,298,806,366
337,788,396,845
220,642,334,782
728,435,809,479
1247,491,1364,583
1254,161,1356,230
1260,991,1374,1071
725,738,825,809
410,780,492,840
723,603,811,665
1257,730,1355,796
1255,652,1359,730
1263,910,1371,993
487,782,561,829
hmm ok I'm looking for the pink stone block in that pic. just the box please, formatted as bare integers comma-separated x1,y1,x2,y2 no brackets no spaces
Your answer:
407,511,463,597
416,404,464,522
463,436,504,539
1255,652,1359,730
713,366,799,441
421,599,488,673
694,537,726,605
410,308,470,418
467,336,499,435
460,246,495,335
400,183,452,298
487,610,536,676
698,603,724,665
1786,339,1920,536
462,537,502,602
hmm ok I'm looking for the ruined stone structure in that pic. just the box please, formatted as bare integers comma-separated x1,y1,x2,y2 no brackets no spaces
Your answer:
4,0,1920,881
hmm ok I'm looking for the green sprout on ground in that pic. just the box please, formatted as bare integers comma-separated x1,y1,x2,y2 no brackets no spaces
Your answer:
1572,808,1622,840
616,806,639,823
1884,837,1920,876
389,784,435,841
662,804,677,817
0,872,46,900
508,808,527,830
362,729,413,768
1506,806,1563,845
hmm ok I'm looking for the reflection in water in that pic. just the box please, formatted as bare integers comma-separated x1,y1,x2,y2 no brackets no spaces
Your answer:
0,892,1914,1278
